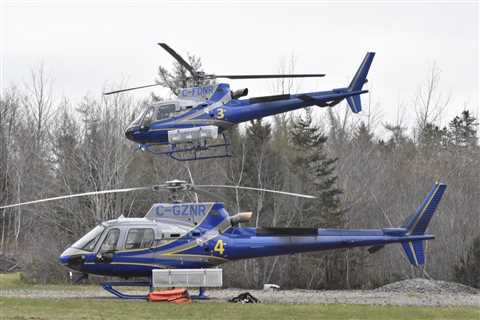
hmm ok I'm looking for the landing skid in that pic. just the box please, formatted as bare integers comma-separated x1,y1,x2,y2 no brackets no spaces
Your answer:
101,281,210,300
140,133,232,161
190,287,209,300
101,281,151,300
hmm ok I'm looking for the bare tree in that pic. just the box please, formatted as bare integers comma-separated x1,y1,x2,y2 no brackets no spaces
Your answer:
414,63,451,140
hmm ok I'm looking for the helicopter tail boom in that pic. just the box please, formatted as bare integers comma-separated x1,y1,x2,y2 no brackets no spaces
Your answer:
227,183,445,268
245,52,375,115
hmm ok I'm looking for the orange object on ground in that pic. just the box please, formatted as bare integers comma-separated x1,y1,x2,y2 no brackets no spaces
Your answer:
147,288,191,304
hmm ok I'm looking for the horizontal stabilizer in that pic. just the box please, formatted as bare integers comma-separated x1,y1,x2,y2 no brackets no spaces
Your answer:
298,90,368,108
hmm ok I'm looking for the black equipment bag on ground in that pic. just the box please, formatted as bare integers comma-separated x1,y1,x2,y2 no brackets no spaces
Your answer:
228,292,260,304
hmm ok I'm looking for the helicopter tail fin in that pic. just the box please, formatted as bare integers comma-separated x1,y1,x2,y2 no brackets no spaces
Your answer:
345,52,375,113
401,182,446,236
399,182,447,266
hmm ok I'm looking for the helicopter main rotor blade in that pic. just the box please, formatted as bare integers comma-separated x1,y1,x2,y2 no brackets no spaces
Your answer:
193,185,316,199
158,43,198,78
190,188,227,202
0,179,314,211
0,187,152,211
103,83,162,95
208,74,326,80
103,73,326,95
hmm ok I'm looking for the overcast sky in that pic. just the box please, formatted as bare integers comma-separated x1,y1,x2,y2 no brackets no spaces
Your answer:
1,1,478,132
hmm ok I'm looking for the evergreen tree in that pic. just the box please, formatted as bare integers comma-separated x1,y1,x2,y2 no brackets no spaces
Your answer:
455,235,480,288
448,110,478,147
353,121,374,147
289,109,345,290
418,122,448,147
247,119,272,149
243,118,274,223
290,109,343,227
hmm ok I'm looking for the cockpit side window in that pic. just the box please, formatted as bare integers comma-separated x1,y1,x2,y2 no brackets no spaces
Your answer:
125,228,155,250
99,228,120,252
155,104,176,121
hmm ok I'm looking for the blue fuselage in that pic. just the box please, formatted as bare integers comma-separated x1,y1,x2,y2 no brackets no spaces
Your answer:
60,226,432,278
125,86,353,145
59,176,445,281
125,51,377,147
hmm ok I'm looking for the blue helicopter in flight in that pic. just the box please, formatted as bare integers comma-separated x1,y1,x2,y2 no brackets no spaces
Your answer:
0,180,446,299
105,43,375,161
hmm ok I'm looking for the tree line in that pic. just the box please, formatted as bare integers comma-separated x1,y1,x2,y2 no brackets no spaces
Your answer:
0,59,478,289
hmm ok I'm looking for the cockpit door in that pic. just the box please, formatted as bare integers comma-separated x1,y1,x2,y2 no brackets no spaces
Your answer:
96,228,120,263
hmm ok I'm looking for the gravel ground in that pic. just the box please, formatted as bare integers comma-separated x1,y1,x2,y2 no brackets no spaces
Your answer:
0,279,478,307
376,278,479,295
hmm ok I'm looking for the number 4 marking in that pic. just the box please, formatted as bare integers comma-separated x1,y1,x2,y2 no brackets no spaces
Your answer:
213,239,225,255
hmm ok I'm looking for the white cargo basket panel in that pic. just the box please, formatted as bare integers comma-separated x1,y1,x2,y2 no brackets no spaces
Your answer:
152,269,222,288
168,125,218,144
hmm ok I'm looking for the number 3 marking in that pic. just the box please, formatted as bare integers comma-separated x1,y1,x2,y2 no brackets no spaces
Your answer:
216,108,225,119
214,239,225,255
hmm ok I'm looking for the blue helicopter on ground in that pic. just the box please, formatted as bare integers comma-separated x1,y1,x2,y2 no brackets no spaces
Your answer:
105,43,375,161
0,180,447,299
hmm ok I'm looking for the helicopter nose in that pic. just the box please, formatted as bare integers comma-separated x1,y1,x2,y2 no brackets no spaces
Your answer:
59,247,75,264
59,247,86,270
125,127,135,141
59,254,70,265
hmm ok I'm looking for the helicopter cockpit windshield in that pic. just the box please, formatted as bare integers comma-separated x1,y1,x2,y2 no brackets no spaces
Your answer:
71,225,105,252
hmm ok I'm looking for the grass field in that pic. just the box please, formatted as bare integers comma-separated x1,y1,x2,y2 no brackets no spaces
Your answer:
0,298,478,320
1,273,479,320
